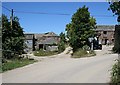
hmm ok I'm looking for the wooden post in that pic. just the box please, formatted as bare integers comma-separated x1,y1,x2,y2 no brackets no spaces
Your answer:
10,9,13,29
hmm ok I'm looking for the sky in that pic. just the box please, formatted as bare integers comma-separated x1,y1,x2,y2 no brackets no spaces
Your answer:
2,2,118,35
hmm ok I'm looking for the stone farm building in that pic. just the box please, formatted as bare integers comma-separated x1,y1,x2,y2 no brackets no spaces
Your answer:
24,32,60,52
24,25,115,52
96,25,115,45
24,33,35,52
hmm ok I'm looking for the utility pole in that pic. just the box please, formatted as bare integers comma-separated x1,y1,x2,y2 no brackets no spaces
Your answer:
10,9,13,29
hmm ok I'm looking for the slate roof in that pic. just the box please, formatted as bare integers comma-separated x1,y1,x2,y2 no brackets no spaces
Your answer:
24,33,34,40
44,32,58,37
34,34,44,39
38,38,58,44
96,25,115,31
34,32,59,39
24,32,59,45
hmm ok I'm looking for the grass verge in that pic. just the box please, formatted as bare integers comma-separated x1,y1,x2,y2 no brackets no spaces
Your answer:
2,58,36,72
34,50,59,56
72,49,96,58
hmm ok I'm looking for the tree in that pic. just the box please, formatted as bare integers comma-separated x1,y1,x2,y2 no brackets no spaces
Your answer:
108,1,120,21
108,1,120,54
59,32,66,43
58,32,66,53
108,2,120,84
2,14,25,59
66,6,96,52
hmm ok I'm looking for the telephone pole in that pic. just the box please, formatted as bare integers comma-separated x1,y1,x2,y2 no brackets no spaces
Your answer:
10,9,13,29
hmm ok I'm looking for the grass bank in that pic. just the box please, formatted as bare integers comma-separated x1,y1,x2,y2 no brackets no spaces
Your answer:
34,50,59,56
72,49,96,58
2,58,36,72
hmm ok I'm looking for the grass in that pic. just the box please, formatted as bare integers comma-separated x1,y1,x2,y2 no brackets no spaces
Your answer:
2,58,36,72
72,49,96,58
34,50,59,56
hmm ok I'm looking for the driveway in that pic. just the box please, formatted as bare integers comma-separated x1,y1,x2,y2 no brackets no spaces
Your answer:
2,45,118,83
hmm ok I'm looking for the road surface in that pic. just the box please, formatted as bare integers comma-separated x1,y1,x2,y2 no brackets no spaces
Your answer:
2,45,118,83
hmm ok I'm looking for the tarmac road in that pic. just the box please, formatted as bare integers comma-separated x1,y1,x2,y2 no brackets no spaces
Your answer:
2,45,118,83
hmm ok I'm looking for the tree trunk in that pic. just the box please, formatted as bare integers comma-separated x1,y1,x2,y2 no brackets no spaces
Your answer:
114,25,120,53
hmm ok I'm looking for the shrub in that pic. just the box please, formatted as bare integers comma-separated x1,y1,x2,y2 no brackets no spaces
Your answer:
111,60,120,84
72,45,96,58
82,45,90,51
72,48,88,58
58,41,65,53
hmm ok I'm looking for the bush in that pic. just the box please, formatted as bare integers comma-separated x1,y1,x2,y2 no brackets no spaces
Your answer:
72,48,88,58
72,45,96,58
111,60,120,84
82,45,90,51
112,47,119,53
58,41,65,53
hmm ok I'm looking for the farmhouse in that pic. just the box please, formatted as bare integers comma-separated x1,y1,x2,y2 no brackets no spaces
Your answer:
96,25,115,45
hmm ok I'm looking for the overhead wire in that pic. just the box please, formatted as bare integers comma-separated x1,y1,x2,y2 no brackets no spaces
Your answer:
2,5,116,17
14,10,71,16
2,5,11,12
91,15,115,17
14,10,115,17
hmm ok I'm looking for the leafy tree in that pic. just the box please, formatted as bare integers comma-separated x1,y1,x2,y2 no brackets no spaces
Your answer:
58,32,66,53
59,32,66,43
108,1,120,21
108,1,120,53
58,41,65,53
66,6,96,51
108,2,120,84
2,14,25,59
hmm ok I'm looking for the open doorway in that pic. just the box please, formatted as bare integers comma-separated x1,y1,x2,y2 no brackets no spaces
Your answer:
39,44,43,50
105,39,108,45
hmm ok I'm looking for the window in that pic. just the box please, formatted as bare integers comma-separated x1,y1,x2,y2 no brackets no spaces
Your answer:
103,31,107,34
